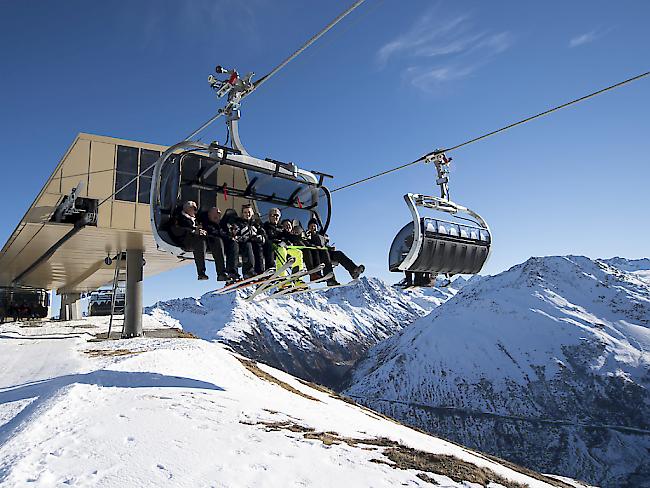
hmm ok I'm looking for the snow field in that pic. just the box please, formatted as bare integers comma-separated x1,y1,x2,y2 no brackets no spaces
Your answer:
0,318,569,487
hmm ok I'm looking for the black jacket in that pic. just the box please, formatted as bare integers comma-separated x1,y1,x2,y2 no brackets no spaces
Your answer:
170,211,199,242
233,217,266,244
198,211,227,239
305,229,329,248
278,229,307,247
263,222,283,243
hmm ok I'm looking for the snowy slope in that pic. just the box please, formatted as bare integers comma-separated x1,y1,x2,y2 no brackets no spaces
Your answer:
146,277,456,388
345,256,650,487
0,318,586,488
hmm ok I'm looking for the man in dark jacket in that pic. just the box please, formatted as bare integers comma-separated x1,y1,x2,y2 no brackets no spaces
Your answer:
305,218,365,286
262,208,283,270
234,204,266,278
170,201,224,281
198,207,239,281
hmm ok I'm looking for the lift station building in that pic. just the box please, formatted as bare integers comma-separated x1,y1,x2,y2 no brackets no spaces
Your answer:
0,133,188,336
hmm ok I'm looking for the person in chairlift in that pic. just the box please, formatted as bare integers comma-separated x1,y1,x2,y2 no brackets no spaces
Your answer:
169,201,223,281
305,218,365,286
197,206,239,282
234,204,266,279
262,208,283,271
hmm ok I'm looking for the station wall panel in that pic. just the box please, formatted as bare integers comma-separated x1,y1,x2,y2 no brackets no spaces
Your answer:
96,201,112,228
135,204,150,232
45,169,62,196
111,201,136,230
88,141,115,201
61,139,91,196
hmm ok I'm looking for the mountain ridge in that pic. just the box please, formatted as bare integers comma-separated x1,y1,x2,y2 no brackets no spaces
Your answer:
344,255,650,487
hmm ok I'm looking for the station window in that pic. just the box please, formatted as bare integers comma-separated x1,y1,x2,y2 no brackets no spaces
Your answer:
115,146,138,202
138,149,160,203
114,145,160,204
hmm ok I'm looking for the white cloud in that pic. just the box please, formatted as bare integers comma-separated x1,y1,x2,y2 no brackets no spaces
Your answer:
569,31,598,48
410,65,477,93
377,13,469,65
377,8,513,93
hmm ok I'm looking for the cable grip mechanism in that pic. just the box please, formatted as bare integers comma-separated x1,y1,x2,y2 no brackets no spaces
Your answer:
424,151,452,200
208,65,254,112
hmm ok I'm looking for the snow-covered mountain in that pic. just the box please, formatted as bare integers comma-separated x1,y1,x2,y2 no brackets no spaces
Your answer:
0,317,588,488
344,256,650,487
146,277,457,389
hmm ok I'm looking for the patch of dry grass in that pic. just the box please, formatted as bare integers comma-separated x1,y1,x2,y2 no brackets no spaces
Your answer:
478,452,579,488
83,349,140,358
342,393,580,487
245,377,575,487
174,329,198,339
383,446,526,488
241,420,572,487
241,420,315,433
64,324,98,329
237,358,320,402
416,472,439,485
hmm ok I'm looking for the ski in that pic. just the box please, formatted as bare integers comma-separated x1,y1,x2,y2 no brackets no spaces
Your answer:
240,264,308,300
215,257,296,295
245,264,325,302
262,272,336,301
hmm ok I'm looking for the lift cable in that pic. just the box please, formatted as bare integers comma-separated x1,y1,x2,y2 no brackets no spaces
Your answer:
252,0,367,93
331,70,650,193
98,0,367,209
184,0,367,142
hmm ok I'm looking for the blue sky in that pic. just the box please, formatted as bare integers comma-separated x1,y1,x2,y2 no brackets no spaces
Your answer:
1,0,649,306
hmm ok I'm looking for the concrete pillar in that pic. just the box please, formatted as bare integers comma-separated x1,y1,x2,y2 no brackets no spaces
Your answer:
122,249,143,338
59,292,82,321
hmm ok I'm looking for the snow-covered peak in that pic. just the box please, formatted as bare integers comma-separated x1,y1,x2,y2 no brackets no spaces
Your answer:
350,255,650,395
345,255,650,486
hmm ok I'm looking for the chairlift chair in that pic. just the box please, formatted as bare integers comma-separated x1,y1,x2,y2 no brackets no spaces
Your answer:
389,153,491,284
149,141,332,261
149,66,333,278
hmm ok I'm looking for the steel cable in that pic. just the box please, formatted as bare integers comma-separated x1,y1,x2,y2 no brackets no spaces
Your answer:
331,70,650,193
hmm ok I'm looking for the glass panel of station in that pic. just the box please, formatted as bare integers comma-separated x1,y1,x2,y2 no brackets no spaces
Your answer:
114,145,160,204
138,149,160,204
115,146,138,202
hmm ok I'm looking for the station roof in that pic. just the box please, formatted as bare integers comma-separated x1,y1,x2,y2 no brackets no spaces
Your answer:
0,133,187,293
